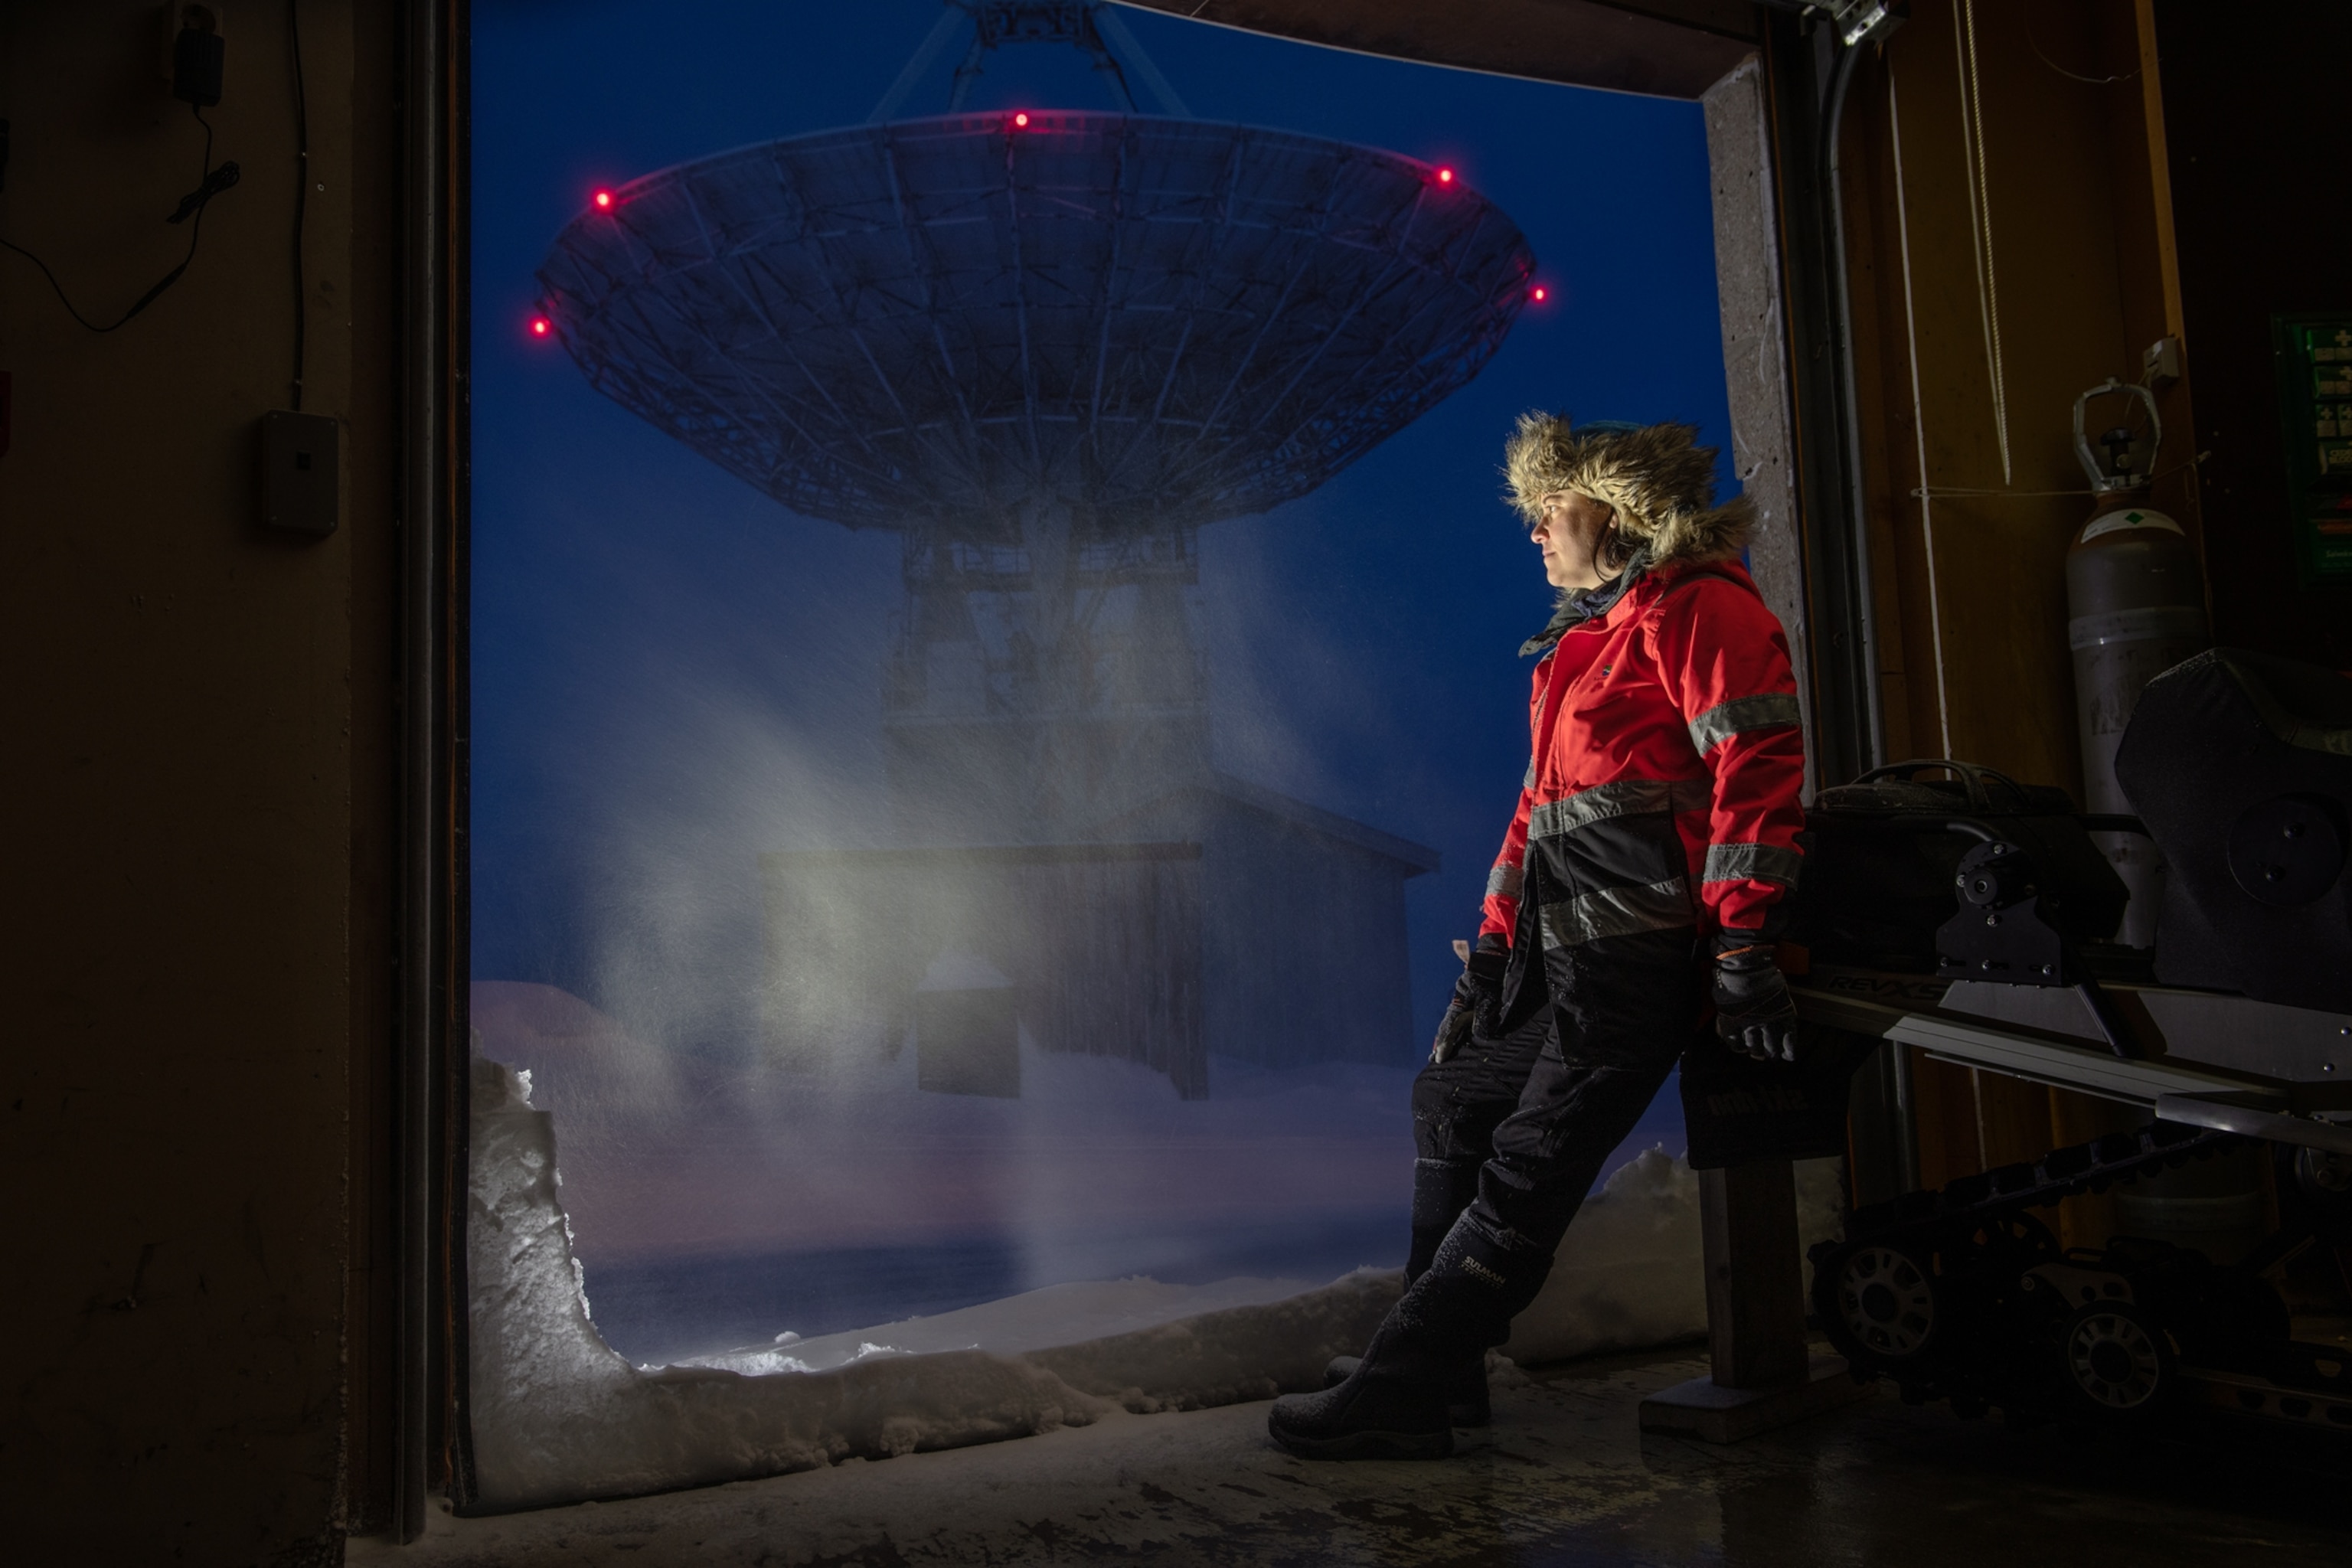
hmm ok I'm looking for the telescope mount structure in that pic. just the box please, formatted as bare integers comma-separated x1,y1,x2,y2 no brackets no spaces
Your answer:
536,2,1537,1091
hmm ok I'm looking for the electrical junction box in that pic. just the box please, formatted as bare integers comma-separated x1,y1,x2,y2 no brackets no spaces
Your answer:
260,410,341,536
2273,314,2352,585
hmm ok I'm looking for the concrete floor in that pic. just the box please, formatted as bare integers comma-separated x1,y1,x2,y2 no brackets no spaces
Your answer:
356,1346,2352,1566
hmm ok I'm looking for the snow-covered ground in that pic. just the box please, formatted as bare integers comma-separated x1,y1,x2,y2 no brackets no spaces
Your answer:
680,1275,1324,1375
469,979,1690,1361
469,980,1426,1267
467,1057,1400,1508
466,1043,1842,1512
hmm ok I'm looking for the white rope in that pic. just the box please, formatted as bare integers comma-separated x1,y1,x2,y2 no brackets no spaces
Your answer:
1888,64,1952,760
1954,0,2011,482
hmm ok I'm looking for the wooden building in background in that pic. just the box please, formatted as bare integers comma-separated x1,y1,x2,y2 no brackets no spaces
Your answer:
761,773,1438,1099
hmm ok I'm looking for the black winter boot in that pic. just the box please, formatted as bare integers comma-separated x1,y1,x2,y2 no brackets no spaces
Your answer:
1268,1322,1465,1460
1320,1354,1491,1428
1270,1218,1547,1459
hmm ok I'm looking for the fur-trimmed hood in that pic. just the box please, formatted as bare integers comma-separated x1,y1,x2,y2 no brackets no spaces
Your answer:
1503,415,1753,567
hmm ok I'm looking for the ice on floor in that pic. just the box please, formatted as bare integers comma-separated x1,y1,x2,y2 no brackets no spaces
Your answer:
468,1056,1846,1511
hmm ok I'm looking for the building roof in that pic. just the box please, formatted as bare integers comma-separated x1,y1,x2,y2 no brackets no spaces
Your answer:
1095,770,1442,874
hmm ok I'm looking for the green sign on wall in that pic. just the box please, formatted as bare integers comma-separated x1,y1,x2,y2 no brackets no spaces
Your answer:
2274,314,2352,585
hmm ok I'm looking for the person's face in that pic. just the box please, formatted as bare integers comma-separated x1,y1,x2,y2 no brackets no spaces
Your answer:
1532,491,1617,590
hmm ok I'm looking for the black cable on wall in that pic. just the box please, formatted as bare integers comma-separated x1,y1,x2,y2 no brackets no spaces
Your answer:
0,99,235,334
289,0,310,409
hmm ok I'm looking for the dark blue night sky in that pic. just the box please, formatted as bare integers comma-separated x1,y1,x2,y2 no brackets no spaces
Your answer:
467,0,1734,1058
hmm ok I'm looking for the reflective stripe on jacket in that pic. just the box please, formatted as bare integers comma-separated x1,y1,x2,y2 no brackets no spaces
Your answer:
1480,559,1805,953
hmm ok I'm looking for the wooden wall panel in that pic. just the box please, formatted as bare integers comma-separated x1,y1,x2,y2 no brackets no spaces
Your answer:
1834,2,2200,1199
1842,1,2175,794
0,3,403,1556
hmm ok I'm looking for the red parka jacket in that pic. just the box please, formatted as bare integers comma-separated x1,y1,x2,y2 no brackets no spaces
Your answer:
1481,558,1805,964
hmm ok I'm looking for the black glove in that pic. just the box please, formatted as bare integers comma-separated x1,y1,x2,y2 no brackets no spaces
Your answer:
1711,930,1799,1063
1430,940,1509,1064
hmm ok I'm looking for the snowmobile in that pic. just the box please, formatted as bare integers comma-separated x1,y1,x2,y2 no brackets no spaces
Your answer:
1785,649,2352,1431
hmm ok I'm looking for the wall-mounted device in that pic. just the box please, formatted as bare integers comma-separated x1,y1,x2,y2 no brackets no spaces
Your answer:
2272,314,2352,586
168,7,224,106
260,410,341,537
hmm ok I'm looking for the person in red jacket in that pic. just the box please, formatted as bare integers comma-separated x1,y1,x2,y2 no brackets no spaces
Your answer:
1270,416,1808,1460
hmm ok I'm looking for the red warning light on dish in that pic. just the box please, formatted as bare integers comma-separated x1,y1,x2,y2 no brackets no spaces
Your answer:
530,315,552,338
1012,111,1031,129
593,189,615,211
1436,166,1456,185
1530,285,1549,302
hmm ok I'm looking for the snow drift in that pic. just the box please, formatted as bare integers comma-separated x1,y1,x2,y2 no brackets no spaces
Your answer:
1504,1144,1847,1364
466,978,1430,1277
467,1059,1396,1511
467,1057,1843,1512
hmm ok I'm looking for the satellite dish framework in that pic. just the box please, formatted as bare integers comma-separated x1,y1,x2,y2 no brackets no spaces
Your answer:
534,2,1539,1085
537,0,1537,838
